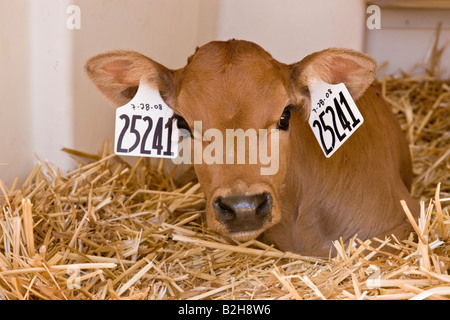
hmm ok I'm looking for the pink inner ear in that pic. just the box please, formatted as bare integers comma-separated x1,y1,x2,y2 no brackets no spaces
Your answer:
103,60,133,77
328,56,360,84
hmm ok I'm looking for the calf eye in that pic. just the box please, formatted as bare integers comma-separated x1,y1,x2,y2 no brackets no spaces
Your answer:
277,106,292,131
173,114,192,137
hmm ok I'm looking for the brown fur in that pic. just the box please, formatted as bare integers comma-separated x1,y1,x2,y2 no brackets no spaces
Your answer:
86,40,419,257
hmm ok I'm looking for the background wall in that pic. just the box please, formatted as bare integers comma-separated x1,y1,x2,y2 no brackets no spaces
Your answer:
365,5,450,78
1,0,33,188
1,0,448,188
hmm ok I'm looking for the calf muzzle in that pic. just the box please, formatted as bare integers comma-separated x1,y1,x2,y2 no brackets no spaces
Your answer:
213,192,273,234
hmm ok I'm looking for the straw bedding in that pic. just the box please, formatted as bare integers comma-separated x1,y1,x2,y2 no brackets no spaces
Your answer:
1,59,449,301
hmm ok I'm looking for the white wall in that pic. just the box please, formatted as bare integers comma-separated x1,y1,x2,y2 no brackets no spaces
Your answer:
0,0,368,187
213,0,366,63
0,0,33,187
365,7,450,78
30,0,74,178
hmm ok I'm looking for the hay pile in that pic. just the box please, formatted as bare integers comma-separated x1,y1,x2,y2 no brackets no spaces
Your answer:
1,64,449,301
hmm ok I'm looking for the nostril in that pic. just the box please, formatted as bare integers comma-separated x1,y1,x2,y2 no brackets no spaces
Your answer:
256,192,272,217
214,197,236,221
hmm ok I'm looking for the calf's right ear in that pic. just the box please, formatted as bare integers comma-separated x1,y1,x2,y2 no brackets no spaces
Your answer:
85,50,176,107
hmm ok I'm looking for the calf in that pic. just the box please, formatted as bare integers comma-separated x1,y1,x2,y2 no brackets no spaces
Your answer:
86,40,419,257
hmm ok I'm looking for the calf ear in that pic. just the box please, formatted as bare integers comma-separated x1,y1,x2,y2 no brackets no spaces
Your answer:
85,50,175,107
289,48,376,114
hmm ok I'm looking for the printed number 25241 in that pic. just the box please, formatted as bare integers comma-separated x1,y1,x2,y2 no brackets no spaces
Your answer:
312,91,361,156
116,114,174,156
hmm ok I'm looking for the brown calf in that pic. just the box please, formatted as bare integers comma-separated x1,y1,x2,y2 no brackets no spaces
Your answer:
86,40,419,257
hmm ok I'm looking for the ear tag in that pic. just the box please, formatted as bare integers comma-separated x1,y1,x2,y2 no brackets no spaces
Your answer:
307,79,364,158
114,78,178,158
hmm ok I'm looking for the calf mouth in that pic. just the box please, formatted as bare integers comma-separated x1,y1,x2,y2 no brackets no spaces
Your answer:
227,229,266,242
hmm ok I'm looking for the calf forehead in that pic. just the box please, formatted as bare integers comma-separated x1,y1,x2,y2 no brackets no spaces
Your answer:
184,40,281,74
176,41,289,125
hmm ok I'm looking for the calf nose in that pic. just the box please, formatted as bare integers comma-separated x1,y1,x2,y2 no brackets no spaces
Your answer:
213,192,272,229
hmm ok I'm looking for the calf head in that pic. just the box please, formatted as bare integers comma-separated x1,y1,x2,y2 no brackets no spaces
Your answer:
86,40,376,243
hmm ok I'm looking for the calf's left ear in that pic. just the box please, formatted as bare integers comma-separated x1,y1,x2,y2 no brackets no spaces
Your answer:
289,48,377,112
